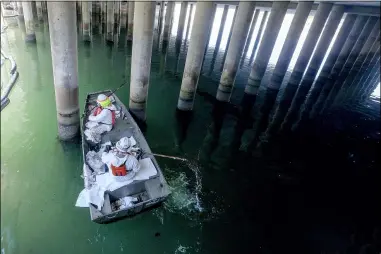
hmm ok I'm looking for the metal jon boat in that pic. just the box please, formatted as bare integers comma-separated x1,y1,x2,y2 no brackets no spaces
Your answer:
81,90,171,223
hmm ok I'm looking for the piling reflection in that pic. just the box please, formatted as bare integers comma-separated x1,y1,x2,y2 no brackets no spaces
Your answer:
173,109,193,152
160,40,169,76
198,101,228,164
25,43,41,91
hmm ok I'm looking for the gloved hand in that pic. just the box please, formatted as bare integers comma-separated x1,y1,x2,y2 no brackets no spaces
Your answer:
105,145,111,153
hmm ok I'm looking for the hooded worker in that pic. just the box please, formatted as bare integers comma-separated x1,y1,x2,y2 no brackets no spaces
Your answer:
85,94,117,143
102,137,141,181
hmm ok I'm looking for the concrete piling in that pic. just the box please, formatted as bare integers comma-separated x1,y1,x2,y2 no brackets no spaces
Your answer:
295,14,357,126
158,1,165,33
184,4,194,41
36,1,43,22
114,1,120,26
281,5,345,130
250,2,314,140
216,2,257,102
207,5,229,76
355,57,380,101
244,1,290,95
120,2,127,30
220,5,238,72
22,2,36,42
129,2,156,120
309,15,370,118
163,1,174,42
265,2,333,136
101,2,106,25
17,2,23,16
335,21,380,104
347,45,380,102
322,16,378,111
355,61,380,101
127,1,134,41
359,75,379,102
248,11,268,65
241,9,260,66
31,1,38,24
176,2,188,43
345,36,380,101
361,68,380,100
200,3,217,72
106,2,114,42
47,2,80,141
215,5,229,54
16,2,25,28
82,1,91,41
177,2,215,111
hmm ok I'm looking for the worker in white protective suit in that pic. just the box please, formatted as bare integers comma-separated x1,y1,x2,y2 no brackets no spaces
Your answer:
102,137,141,181
85,94,117,143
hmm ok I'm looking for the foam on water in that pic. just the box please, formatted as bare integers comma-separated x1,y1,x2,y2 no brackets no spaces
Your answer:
162,158,226,223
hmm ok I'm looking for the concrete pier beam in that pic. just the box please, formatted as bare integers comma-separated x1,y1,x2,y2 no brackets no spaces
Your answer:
321,16,378,111
22,2,36,42
163,1,174,42
177,2,215,111
250,2,314,139
36,1,43,22
129,2,155,120
176,2,188,43
47,2,80,140
248,11,268,65
265,2,334,136
241,9,260,66
335,22,380,104
281,5,345,130
106,2,114,42
244,1,290,95
309,15,369,118
295,14,357,126
127,1,134,41
82,1,91,41
216,2,257,102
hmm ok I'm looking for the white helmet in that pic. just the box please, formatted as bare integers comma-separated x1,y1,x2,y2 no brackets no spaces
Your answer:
97,94,107,102
116,137,131,153
97,94,108,102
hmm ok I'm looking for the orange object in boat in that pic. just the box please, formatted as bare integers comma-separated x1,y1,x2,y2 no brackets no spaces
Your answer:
110,164,127,176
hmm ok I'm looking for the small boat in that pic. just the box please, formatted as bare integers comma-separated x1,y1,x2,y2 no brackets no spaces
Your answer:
81,90,171,223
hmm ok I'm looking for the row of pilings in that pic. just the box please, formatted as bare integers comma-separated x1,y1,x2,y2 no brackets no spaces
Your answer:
6,1,380,143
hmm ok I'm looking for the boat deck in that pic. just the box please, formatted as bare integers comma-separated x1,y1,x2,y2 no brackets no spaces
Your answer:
81,90,171,223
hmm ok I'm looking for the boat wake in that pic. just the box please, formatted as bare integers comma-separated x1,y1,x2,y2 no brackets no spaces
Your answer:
162,160,204,219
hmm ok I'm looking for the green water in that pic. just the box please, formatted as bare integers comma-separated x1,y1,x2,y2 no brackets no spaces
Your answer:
0,17,254,254
3,6,381,254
